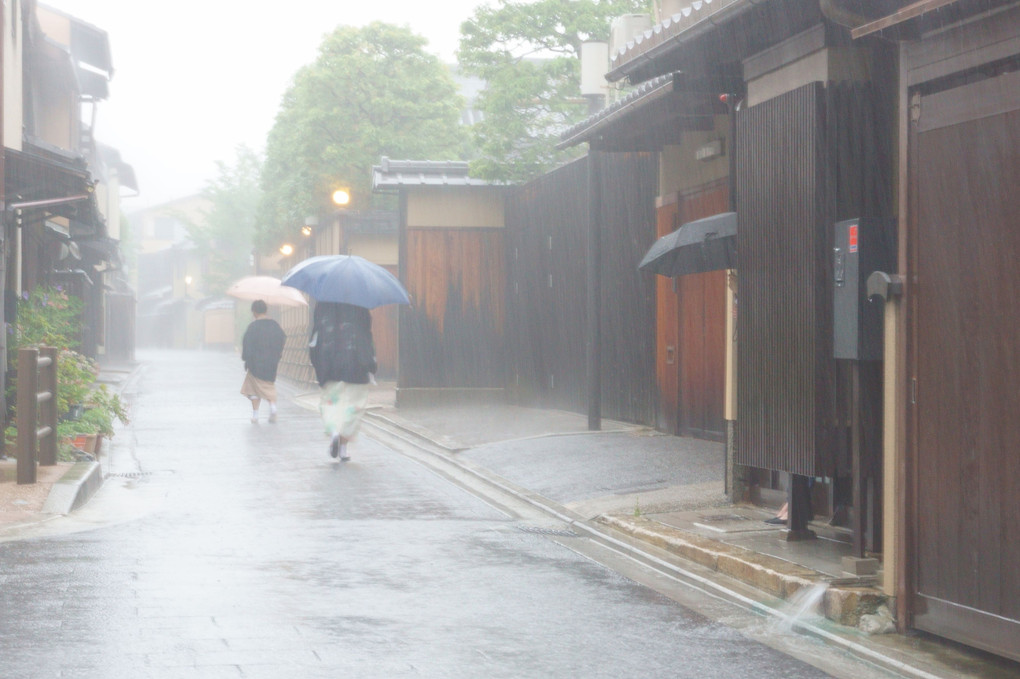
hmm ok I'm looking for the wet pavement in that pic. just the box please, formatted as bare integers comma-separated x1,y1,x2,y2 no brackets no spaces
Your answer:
3,349,1017,678
0,350,864,678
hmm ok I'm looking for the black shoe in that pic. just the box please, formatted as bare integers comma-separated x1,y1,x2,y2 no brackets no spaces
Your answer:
329,437,340,458
764,516,787,525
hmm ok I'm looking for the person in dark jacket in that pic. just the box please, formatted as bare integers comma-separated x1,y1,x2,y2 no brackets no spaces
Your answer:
240,299,286,423
309,301,377,460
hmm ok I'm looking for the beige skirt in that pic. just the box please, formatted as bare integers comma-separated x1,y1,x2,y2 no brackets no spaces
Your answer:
240,371,277,402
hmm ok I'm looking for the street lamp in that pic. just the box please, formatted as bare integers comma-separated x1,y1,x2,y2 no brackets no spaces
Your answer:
279,243,294,257
332,187,351,207
302,215,317,238
184,275,192,298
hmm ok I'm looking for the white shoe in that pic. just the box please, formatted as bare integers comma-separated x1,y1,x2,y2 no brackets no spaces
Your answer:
251,413,258,423
339,442,350,461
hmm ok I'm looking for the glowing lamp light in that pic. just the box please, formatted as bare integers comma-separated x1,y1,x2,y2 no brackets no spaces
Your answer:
332,188,351,207
279,244,294,256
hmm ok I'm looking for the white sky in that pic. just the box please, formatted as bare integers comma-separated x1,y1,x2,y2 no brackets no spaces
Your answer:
44,0,490,210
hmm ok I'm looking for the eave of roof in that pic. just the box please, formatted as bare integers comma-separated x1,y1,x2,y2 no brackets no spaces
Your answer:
607,0,762,82
372,157,503,189
5,142,105,236
558,71,736,150
848,0,1008,39
39,4,113,75
559,73,679,149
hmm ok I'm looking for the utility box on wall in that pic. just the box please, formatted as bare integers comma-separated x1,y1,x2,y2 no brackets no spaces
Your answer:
832,217,893,361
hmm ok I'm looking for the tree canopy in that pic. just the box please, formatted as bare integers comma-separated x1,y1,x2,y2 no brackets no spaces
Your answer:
257,22,467,251
457,0,650,183
188,145,262,294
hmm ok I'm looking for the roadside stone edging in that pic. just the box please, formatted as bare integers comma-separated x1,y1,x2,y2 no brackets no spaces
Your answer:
364,410,465,452
599,513,888,628
41,461,102,514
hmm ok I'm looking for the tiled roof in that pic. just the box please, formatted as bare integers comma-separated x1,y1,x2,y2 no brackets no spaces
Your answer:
372,157,500,188
558,73,678,148
607,0,755,82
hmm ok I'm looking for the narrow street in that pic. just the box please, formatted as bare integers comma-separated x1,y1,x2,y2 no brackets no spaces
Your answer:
0,351,887,678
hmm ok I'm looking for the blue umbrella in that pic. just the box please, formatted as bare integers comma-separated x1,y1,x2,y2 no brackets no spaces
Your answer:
281,255,410,308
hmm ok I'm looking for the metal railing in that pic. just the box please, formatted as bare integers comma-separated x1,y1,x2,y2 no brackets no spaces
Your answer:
17,347,58,485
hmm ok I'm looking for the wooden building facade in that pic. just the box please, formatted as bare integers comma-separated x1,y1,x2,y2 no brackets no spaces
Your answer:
373,159,508,405
577,0,1020,663
504,152,659,425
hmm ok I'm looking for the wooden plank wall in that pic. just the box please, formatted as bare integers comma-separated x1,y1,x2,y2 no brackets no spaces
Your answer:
505,152,658,425
676,181,730,440
655,199,680,433
399,228,505,389
735,79,892,477
506,158,588,411
735,82,831,476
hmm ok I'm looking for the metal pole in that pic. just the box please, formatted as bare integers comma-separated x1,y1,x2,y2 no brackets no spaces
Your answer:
852,360,865,557
586,146,602,431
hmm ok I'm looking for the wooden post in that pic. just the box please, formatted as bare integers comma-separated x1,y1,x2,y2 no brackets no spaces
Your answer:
16,348,38,484
586,146,602,431
37,347,58,466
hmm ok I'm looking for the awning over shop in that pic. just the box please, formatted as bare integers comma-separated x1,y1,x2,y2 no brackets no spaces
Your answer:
97,143,139,194
558,72,736,151
75,235,123,271
5,143,104,236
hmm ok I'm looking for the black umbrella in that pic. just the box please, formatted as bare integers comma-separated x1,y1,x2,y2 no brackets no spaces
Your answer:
638,211,738,277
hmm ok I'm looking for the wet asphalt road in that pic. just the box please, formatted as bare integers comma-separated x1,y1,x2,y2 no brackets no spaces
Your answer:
0,350,838,678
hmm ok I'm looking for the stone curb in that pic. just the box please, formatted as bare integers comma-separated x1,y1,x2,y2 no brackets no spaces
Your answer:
599,514,888,627
41,461,102,514
364,410,466,452
360,404,891,627
600,514,821,597
360,412,994,679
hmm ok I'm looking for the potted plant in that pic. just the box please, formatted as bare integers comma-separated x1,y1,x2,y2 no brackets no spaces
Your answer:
59,384,128,457
57,417,99,457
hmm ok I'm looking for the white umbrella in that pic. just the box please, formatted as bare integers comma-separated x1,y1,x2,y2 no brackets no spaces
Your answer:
226,275,308,307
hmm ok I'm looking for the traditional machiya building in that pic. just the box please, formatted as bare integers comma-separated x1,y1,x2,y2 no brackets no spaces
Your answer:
561,0,1020,661
3,1,134,363
372,158,508,406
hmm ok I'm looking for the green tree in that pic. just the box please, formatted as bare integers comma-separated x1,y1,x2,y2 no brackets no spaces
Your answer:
458,0,649,183
257,22,466,251
186,146,263,294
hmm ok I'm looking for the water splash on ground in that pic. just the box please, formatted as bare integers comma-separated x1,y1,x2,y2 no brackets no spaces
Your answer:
770,581,828,634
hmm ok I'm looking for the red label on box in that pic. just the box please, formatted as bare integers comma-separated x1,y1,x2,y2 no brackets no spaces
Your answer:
848,223,859,253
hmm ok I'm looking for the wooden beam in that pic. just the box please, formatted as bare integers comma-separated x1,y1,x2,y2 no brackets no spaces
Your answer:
851,0,961,39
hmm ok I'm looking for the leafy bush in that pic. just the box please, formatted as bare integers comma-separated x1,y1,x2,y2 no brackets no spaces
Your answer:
56,350,99,418
4,286,128,452
10,286,82,351
83,385,129,436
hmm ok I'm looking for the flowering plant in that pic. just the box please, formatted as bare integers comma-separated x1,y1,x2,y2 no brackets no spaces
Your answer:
9,285,83,351
3,287,127,458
